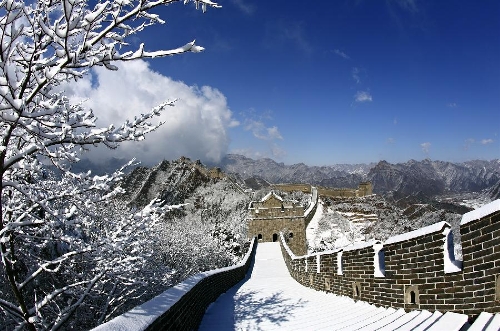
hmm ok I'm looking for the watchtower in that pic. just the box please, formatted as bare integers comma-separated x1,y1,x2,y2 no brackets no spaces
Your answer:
357,182,373,197
247,191,307,255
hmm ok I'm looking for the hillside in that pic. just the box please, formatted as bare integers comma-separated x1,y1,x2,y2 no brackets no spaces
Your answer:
307,195,467,259
106,157,252,318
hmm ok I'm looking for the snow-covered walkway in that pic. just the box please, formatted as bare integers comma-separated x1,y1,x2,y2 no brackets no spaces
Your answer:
199,242,496,331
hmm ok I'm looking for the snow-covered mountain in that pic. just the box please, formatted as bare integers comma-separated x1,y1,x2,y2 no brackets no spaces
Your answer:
368,159,500,197
73,155,499,199
219,154,373,187
219,155,500,198
485,179,500,200
119,158,213,207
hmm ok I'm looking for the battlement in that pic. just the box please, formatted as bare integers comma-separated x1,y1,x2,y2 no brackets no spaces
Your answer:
248,191,304,220
280,199,500,318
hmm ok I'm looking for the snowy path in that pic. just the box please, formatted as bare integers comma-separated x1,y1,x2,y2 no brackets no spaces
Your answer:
199,242,481,331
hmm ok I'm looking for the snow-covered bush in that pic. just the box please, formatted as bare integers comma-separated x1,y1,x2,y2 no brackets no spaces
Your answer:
0,0,220,329
155,180,251,283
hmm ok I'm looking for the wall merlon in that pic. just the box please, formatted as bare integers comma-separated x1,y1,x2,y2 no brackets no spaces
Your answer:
461,200,500,226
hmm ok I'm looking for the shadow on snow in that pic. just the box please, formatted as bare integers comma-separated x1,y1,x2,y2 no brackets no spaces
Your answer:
199,251,307,330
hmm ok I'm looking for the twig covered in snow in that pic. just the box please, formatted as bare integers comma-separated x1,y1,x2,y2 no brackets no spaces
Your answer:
0,0,220,329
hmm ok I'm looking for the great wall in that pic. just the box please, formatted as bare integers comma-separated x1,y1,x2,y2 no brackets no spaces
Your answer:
280,199,500,318
95,184,500,330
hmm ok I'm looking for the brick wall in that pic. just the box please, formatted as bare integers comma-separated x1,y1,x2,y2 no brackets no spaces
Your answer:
280,200,500,319
93,238,257,331
249,217,307,255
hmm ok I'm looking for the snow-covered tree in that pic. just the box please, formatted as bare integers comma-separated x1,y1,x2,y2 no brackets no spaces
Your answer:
155,179,250,283
0,0,219,329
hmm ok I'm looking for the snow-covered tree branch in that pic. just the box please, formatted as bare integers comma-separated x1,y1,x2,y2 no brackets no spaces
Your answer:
0,0,220,329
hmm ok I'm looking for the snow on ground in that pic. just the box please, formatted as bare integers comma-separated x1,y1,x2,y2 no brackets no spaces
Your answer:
198,242,474,331
306,198,324,250
460,197,494,210
306,200,374,252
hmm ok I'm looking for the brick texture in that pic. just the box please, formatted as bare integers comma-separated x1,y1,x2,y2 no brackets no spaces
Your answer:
280,209,500,319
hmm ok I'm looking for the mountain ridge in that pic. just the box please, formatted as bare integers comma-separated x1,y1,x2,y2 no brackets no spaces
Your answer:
70,154,500,199
219,154,500,197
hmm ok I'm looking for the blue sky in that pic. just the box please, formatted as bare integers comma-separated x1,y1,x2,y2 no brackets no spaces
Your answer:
77,0,499,166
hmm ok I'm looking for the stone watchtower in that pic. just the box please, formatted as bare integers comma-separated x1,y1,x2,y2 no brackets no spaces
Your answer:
357,181,373,197
247,191,307,255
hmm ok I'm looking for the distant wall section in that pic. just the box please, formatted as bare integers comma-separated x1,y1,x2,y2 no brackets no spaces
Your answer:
318,182,372,198
272,184,312,193
271,182,372,198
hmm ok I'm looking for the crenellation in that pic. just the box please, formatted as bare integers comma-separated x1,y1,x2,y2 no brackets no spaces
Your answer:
279,199,500,319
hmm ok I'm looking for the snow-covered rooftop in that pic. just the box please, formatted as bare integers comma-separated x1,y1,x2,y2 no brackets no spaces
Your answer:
260,190,283,202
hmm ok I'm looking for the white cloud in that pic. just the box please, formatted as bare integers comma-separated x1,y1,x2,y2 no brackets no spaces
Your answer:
420,142,431,154
244,119,283,141
447,102,457,108
271,143,287,158
63,60,238,165
333,49,350,59
230,0,255,15
267,126,283,140
481,139,494,145
237,110,286,159
354,90,372,103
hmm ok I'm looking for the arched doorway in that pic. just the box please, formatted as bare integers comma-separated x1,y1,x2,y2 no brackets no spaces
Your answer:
272,233,278,242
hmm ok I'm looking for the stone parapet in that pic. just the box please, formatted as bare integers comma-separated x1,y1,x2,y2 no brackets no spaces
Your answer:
93,238,257,331
280,199,500,319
